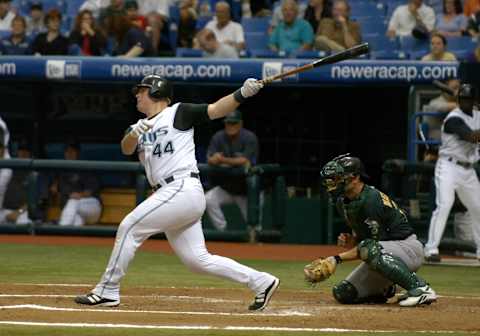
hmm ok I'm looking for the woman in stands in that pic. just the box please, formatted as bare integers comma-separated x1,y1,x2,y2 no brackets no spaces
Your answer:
30,8,69,55
435,0,467,37
69,9,107,56
104,13,154,57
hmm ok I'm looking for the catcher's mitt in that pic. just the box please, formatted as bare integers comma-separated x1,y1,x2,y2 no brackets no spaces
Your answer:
304,256,337,284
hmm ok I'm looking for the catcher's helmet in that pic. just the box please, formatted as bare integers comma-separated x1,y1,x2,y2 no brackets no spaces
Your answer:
457,84,476,100
320,154,368,200
132,74,173,102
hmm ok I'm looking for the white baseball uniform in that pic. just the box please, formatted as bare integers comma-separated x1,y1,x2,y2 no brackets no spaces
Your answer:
0,116,12,209
91,103,276,302
425,107,480,259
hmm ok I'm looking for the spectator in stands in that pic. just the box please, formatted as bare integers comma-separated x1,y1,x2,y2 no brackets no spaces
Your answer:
205,110,260,236
204,1,245,52
435,0,467,36
30,9,69,55
104,13,153,57
124,0,147,30
69,9,107,56
270,0,307,31
98,0,126,28
422,78,460,140
25,1,45,35
387,0,436,38
80,0,112,19
314,0,360,52
0,15,31,55
0,0,15,31
466,10,480,37
269,0,314,54
304,0,332,33
0,139,32,225
421,32,457,60
136,0,170,55
248,0,272,17
177,0,197,48
49,140,102,227
464,0,480,17
197,27,238,58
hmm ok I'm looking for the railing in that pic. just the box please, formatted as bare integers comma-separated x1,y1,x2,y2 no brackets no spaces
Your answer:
0,159,287,241
407,112,443,162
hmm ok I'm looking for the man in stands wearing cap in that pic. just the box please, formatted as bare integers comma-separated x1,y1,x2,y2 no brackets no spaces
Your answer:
49,140,102,226
0,0,15,31
205,110,261,238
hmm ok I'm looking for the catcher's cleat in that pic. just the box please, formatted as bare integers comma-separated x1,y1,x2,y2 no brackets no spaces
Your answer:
424,254,441,263
398,285,437,307
249,277,280,311
74,293,120,307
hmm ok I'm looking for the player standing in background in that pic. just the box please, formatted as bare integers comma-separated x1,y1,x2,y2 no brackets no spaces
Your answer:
0,115,12,209
424,84,480,262
75,75,280,311
313,154,437,307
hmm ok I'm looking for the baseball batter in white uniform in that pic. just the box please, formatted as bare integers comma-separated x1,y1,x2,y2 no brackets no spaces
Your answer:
75,75,280,311
424,84,480,261
0,116,12,209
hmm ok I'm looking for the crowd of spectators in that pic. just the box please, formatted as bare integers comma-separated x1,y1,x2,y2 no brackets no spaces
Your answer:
0,0,478,60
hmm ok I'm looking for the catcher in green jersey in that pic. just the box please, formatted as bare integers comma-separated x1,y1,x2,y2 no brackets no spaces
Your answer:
306,154,437,307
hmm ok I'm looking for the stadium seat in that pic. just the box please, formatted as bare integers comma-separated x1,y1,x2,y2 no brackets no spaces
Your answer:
196,16,212,30
360,20,388,36
363,35,398,52
175,47,203,57
245,32,269,51
169,5,180,24
249,49,284,58
292,50,329,59
241,17,270,33
445,36,476,50
169,22,178,52
370,50,409,60
410,50,428,60
66,0,84,16
0,30,10,40
398,36,430,52
350,1,387,18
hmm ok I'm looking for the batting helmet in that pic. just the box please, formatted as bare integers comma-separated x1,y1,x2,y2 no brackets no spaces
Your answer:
132,74,173,101
320,154,368,200
457,84,477,101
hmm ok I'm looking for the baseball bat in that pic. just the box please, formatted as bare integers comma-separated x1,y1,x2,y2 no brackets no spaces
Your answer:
260,42,370,84
432,80,455,96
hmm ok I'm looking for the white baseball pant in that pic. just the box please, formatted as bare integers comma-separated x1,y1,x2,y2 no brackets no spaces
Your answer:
92,177,275,301
425,159,480,258
58,197,102,226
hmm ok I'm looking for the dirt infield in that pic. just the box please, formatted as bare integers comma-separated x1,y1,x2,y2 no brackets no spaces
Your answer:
0,235,479,333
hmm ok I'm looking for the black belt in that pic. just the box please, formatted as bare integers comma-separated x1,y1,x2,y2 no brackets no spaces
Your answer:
447,157,473,169
152,172,199,191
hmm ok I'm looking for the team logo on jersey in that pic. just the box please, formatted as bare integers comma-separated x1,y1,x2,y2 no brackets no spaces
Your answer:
364,218,379,236
140,126,169,145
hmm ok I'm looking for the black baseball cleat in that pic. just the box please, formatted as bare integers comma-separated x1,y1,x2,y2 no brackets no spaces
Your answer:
74,293,120,307
249,278,280,311
425,254,441,263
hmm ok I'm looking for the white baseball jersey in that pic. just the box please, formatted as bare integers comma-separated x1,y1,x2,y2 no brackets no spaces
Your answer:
136,103,198,187
439,107,480,163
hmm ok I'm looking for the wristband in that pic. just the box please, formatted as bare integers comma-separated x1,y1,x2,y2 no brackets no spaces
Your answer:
334,255,343,264
233,89,246,103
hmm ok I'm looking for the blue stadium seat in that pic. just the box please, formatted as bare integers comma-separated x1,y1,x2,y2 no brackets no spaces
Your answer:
241,17,270,33
168,22,178,51
363,35,398,52
245,32,269,50
446,36,477,53
196,16,212,30
410,50,428,60
175,47,203,57
249,49,284,58
66,0,84,16
399,36,430,52
292,50,329,59
169,5,180,24
370,50,409,60
360,20,387,36
0,30,10,40
350,1,387,19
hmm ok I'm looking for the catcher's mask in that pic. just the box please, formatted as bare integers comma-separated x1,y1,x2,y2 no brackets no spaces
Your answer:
320,153,369,201
132,74,173,103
